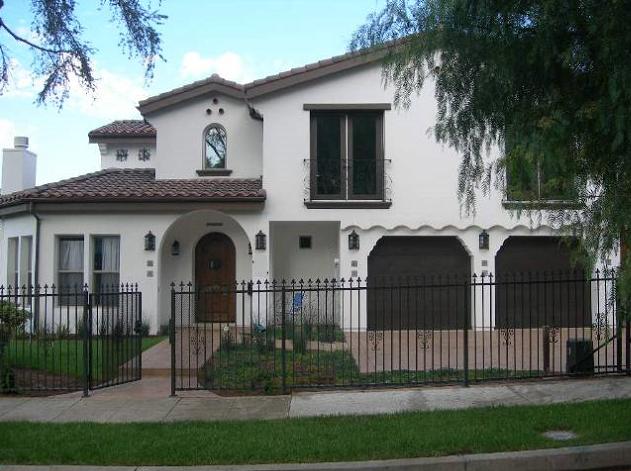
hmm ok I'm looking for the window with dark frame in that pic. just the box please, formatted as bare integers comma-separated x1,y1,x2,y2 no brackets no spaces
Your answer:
299,236,312,249
204,124,227,169
58,237,84,305
310,111,383,201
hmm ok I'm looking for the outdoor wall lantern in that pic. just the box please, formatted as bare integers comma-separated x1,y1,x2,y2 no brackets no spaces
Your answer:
144,231,156,251
479,230,490,250
171,240,180,256
348,230,360,250
255,230,266,250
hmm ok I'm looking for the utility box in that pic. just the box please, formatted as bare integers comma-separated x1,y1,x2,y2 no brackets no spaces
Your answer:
566,339,594,374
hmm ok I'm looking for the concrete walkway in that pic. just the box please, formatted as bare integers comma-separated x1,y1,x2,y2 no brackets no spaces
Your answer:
0,376,630,423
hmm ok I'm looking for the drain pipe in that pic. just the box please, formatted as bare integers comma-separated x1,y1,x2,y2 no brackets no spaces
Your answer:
29,203,41,330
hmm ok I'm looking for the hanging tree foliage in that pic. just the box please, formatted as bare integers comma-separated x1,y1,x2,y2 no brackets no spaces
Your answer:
352,0,631,302
0,0,165,106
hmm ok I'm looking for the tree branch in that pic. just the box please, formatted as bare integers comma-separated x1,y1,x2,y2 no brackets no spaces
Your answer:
0,17,73,54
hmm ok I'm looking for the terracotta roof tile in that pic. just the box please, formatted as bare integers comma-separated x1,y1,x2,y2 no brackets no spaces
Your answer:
88,120,156,139
0,168,265,208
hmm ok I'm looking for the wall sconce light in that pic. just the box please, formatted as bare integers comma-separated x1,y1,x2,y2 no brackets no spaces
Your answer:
255,230,266,250
348,230,360,250
248,242,253,255
171,240,180,256
479,230,489,250
144,231,156,251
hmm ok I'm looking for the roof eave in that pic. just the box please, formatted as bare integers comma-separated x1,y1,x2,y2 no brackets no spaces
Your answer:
0,195,266,214
245,48,387,99
138,81,245,115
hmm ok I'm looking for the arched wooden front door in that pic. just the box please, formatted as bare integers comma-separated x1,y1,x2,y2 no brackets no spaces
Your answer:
195,232,236,322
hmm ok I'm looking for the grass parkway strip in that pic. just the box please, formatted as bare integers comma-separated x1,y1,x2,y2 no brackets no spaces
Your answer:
1,398,630,466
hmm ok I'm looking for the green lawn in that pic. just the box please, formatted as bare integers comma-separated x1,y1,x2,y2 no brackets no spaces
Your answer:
6,336,165,381
1,399,630,465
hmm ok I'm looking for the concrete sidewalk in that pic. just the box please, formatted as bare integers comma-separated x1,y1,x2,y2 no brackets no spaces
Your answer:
0,376,630,423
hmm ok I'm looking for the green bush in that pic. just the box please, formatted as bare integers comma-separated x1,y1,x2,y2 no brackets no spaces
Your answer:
0,301,30,343
0,301,29,392
158,324,170,337
292,329,307,354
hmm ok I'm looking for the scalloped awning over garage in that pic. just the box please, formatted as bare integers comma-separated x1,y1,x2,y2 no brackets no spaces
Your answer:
0,168,266,210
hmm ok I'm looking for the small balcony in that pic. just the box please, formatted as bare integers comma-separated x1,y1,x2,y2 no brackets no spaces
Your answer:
303,158,392,209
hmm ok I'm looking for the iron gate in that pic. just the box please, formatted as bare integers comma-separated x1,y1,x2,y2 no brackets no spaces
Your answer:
0,284,142,394
170,270,630,394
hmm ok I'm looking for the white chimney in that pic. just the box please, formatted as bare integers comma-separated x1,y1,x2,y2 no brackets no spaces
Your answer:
2,136,37,195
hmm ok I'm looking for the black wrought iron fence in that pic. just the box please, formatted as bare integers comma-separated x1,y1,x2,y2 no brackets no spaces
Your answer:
0,284,142,394
170,270,630,395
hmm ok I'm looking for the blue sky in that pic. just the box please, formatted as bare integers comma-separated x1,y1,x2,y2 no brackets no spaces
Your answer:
0,0,385,184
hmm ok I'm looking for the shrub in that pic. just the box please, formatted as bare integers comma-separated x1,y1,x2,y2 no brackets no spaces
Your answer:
293,328,307,354
158,324,170,337
134,321,150,337
0,301,29,393
253,330,274,354
0,301,30,344
55,324,70,340
220,327,234,352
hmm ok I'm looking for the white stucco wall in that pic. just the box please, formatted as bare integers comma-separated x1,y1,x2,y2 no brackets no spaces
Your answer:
270,221,340,281
251,62,521,229
99,142,156,169
145,94,263,180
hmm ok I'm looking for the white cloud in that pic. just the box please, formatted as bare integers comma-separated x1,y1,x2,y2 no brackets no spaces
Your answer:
3,58,146,119
3,58,42,99
179,51,254,83
0,119,17,150
65,68,148,119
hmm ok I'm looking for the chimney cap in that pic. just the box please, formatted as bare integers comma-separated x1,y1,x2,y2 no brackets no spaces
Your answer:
14,136,29,149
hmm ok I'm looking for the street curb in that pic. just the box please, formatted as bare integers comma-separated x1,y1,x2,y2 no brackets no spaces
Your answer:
2,441,631,471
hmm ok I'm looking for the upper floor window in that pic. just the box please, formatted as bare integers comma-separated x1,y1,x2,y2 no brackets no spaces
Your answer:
309,111,384,201
505,144,576,202
204,124,227,169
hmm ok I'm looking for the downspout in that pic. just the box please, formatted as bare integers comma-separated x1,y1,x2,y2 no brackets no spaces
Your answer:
29,203,41,330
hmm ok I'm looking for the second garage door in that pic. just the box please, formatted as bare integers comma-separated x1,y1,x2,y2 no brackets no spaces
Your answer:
495,236,590,328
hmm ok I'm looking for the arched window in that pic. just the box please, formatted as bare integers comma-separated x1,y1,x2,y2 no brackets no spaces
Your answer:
204,125,227,169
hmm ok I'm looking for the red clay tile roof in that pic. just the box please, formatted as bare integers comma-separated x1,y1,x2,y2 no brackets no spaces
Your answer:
0,168,265,208
137,44,394,114
88,120,156,140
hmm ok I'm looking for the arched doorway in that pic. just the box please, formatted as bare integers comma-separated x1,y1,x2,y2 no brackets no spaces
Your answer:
195,232,236,322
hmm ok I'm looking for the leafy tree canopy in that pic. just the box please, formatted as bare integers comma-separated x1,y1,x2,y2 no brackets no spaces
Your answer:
0,0,165,106
352,0,631,294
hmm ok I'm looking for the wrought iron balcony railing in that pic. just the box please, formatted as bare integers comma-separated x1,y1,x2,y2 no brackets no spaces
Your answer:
303,158,392,206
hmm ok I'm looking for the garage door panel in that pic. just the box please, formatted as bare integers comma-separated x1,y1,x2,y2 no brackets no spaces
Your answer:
367,237,471,330
495,237,590,328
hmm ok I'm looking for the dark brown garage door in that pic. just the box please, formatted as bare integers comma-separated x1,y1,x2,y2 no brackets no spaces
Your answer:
367,237,471,330
495,237,590,328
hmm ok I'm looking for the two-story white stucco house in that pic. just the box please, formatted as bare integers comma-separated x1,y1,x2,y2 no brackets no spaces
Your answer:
0,46,618,333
